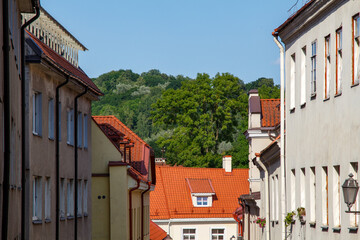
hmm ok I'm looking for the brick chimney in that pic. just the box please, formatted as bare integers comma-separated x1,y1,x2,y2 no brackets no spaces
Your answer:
222,155,232,173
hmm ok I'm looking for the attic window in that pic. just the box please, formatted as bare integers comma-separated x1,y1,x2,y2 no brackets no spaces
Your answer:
196,197,208,206
186,178,215,207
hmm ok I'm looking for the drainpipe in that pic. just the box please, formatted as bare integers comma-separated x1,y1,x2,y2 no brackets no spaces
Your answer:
2,0,10,238
255,153,270,240
167,220,172,236
21,6,40,240
273,32,286,240
141,182,151,240
56,76,69,240
74,86,88,240
129,179,140,240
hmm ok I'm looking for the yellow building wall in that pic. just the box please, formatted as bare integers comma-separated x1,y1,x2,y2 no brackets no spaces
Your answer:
92,177,110,240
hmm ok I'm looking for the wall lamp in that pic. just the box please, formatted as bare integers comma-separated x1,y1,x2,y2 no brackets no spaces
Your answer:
342,173,360,213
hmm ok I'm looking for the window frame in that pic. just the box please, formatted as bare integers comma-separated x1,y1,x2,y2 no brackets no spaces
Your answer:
77,112,83,148
67,179,74,218
83,114,88,149
182,228,196,240
336,27,343,93
60,178,66,219
196,196,208,206
48,98,54,140
33,92,42,136
67,109,74,146
324,35,331,99
353,14,360,85
210,228,225,240
44,177,51,221
33,176,42,221
311,40,317,97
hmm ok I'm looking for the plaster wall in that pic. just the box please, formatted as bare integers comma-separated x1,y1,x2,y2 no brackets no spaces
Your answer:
281,0,360,239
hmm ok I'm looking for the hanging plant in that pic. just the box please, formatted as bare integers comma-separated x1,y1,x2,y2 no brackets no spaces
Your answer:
284,211,296,227
297,207,306,222
255,217,266,228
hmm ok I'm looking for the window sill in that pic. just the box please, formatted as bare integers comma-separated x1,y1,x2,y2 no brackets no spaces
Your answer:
309,221,316,228
77,214,83,218
67,143,74,147
83,213,88,217
321,225,329,231
45,218,51,223
32,132,42,138
351,82,359,88
290,108,295,114
334,92,342,98
310,93,316,100
300,220,306,225
32,219,42,225
60,216,66,221
348,226,358,233
300,103,306,109
323,97,330,102
332,227,341,233
67,216,74,220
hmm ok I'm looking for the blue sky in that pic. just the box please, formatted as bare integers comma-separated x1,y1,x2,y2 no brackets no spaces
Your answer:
41,0,306,84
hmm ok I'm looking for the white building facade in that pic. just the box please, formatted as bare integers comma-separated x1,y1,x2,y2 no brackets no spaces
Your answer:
275,0,360,239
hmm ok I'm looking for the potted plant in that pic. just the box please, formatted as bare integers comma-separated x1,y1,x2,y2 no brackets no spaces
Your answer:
255,217,266,228
297,207,306,222
284,211,296,227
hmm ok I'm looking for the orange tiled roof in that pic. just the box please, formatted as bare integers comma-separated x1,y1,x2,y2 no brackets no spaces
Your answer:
93,115,151,180
260,99,280,127
150,220,167,240
186,178,215,193
26,30,102,96
150,166,249,220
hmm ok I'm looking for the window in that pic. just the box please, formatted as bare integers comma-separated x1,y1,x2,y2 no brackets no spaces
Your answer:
324,36,331,99
77,180,82,216
48,98,54,139
196,197,208,206
290,54,296,110
275,175,279,221
33,176,42,221
353,15,360,85
300,168,306,209
333,166,340,227
183,228,196,240
33,92,42,136
322,167,328,226
83,114,88,148
67,109,74,145
60,178,65,219
350,163,359,226
271,176,275,221
291,169,296,211
45,177,51,220
77,112,82,148
67,179,74,217
58,102,61,141
336,28,343,93
310,167,316,223
211,228,224,240
83,180,88,215
300,46,307,105
311,41,317,96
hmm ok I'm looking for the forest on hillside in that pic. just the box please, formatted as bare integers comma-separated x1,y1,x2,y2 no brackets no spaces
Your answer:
92,69,280,168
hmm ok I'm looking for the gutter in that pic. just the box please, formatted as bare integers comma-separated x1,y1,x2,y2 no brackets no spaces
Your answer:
2,0,10,238
273,32,286,240
56,75,69,240
129,179,140,240
74,86,88,240
141,182,151,240
255,154,270,240
21,5,40,240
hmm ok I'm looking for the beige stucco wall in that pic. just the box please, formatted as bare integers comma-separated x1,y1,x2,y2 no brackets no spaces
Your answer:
281,0,360,239
27,63,92,240
155,219,238,240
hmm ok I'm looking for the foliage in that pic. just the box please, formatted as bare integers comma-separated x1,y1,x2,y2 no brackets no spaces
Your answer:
284,211,296,227
92,69,280,168
255,217,266,228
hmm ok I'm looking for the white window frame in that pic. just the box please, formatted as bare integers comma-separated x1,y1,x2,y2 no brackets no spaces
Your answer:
45,177,51,221
311,41,317,96
33,176,42,221
196,196,208,206
350,163,359,227
182,228,196,240
48,98,54,140
290,169,296,211
300,46,307,106
300,168,306,209
310,167,316,223
33,92,42,136
322,167,329,226
83,114,88,149
210,228,225,240
67,179,74,217
67,109,74,145
336,28,343,93
290,53,296,110
60,178,65,219
333,166,340,227
353,15,360,85
324,35,331,99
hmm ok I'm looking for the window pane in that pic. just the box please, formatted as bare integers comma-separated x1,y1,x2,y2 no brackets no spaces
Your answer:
189,229,195,233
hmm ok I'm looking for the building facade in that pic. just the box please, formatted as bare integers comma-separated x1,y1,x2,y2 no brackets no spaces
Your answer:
274,0,360,239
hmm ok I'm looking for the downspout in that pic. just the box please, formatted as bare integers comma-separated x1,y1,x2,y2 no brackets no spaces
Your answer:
273,32,286,240
21,6,40,240
56,76,70,240
167,220,171,236
129,179,140,240
141,182,151,240
74,86,88,240
2,0,10,238
255,154,270,240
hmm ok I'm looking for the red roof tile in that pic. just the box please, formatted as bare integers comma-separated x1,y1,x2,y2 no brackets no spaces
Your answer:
150,166,249,219
260,99,280,127
26,30,102,96
150,220,167,240
186,178,215,193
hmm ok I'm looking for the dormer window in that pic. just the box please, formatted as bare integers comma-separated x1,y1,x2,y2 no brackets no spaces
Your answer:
186,178,215,207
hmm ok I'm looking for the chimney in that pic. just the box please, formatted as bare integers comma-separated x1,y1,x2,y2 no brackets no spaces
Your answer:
248,89,261,129
222,155,232,173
